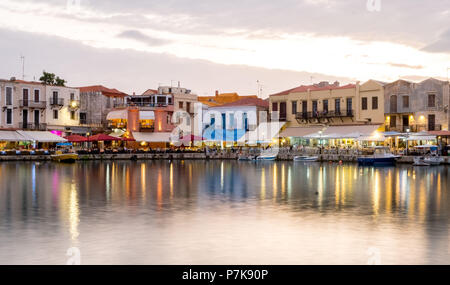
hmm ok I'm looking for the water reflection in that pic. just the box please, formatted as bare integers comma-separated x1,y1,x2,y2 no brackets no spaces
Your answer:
0,161,448,264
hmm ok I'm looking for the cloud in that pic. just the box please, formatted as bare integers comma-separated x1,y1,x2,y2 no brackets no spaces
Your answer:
0,28,352,97
387,63,424,70
117,30,170,46
422,29,450,53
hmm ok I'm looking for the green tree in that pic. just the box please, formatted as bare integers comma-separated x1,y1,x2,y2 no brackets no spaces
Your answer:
39,71,66,86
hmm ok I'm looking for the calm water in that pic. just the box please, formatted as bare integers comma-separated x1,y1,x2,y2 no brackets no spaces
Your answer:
0,160,449,265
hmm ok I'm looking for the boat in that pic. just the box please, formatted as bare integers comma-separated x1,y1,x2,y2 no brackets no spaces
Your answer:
293,155,319,162
51,151,78,163
423,155,444,166
413,157,430,166
238,154,256,161
51,143,78,163
256,153,277,161
357,146,398,166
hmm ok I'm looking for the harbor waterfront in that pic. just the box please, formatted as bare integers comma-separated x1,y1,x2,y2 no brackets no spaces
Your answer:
0,160,448,265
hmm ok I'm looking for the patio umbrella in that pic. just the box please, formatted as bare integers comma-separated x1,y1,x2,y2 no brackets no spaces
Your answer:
65,134,88,143
88,134,122,142
179,135,204,143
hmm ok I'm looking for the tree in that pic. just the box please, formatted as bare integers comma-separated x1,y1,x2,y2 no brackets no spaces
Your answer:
55,77,66,86
39,71,66,86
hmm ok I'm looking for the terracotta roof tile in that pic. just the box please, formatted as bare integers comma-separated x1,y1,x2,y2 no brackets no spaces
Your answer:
270,83,356,97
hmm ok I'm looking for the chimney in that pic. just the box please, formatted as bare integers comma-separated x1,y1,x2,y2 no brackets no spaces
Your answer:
215,90,219,97
10,77,16,81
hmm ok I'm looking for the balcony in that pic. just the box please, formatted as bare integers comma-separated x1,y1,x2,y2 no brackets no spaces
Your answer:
50,98,64,106
19,100,47,109
385,124,442,132
296,110,354,120
19,123,47,131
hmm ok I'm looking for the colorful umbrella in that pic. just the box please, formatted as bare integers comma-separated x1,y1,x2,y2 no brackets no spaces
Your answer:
88,134,122,142
65,134,88,142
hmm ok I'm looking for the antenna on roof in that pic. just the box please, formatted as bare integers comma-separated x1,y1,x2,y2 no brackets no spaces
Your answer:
20,55,25,80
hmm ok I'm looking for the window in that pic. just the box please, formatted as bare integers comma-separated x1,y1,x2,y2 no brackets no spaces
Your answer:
272,102,278,111
372,97,378,110
291,101,297,114
179,101,184,109
361,97,368,110
53,110,58,120
70,111,75,120
186,102,191,112
346,98,353,116
335,99,341,114
34,89,40,102
312,100,318,117
80,112,87,124
5,87,12,105
70,93,75,101
323,100,328,113
428,94,436,107
389,116,396,127
6,109,12,125
390,95,397,113
402,96,409,108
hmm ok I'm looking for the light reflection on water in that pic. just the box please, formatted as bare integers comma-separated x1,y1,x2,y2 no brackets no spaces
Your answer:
0,161,449,265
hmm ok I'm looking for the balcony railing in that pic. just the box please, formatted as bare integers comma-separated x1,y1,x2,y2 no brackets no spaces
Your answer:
296,110,354,120
50,98,64,106
19,100,47,109
385,124,442,132
19,123,47,131
120,102,174,108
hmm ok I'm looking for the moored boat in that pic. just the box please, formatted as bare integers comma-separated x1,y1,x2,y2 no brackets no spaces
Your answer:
357,147,398,166
413,156,430,166
238,154,256,161
293,155,319,162
423,155,444,166
51,151,79,163
256,154,277,161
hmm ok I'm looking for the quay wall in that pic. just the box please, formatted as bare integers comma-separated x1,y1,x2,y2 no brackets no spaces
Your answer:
0,154,449,164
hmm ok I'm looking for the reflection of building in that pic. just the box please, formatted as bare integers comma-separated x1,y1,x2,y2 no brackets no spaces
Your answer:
79,85,128,132
0,77,81,135
384,78,449,132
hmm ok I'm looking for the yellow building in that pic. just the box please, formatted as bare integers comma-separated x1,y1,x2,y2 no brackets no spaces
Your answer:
269,80,385,145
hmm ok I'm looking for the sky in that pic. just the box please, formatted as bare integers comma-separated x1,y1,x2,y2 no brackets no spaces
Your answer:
0,0,449,97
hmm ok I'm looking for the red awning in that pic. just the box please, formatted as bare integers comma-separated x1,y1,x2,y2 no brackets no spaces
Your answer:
88,134,122,142
179,135,205,142
65,135,88,143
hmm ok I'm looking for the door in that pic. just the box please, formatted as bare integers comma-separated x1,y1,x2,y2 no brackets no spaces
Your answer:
428,114,435,131
279,102,286,121
22,109,28,129
23,89,29,107
390,95,397,113
302,101,308,119
34,110,40,128
346,98,353,116
312,101,318,117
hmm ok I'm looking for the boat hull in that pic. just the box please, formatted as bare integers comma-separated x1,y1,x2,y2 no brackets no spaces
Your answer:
51,154,79,163
256,156,277,161
357,157,396,166
294,156,319,162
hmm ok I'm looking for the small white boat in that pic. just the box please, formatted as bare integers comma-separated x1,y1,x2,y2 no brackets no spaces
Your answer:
256,154,277,161
423,155,444,166
238,154,256,161
413,157,430,166
293,156,319,162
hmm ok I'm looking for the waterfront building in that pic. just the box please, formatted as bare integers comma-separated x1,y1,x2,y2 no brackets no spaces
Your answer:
270,80,385,146
106,85,199,146
79,85,128,132
198,90,258,107
384,78,450,133
202,97,269,146
0,77,81,136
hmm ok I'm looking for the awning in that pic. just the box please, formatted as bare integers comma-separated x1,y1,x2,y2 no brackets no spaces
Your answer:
429,131,450,137
16,131,67,142
239,122,286,144
106,109,128,120
280,127,325,138
305,125,382,139
0,131,30,142
132,132,171,142
356,135,386,142
407,135,436,141
139,111,155,120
